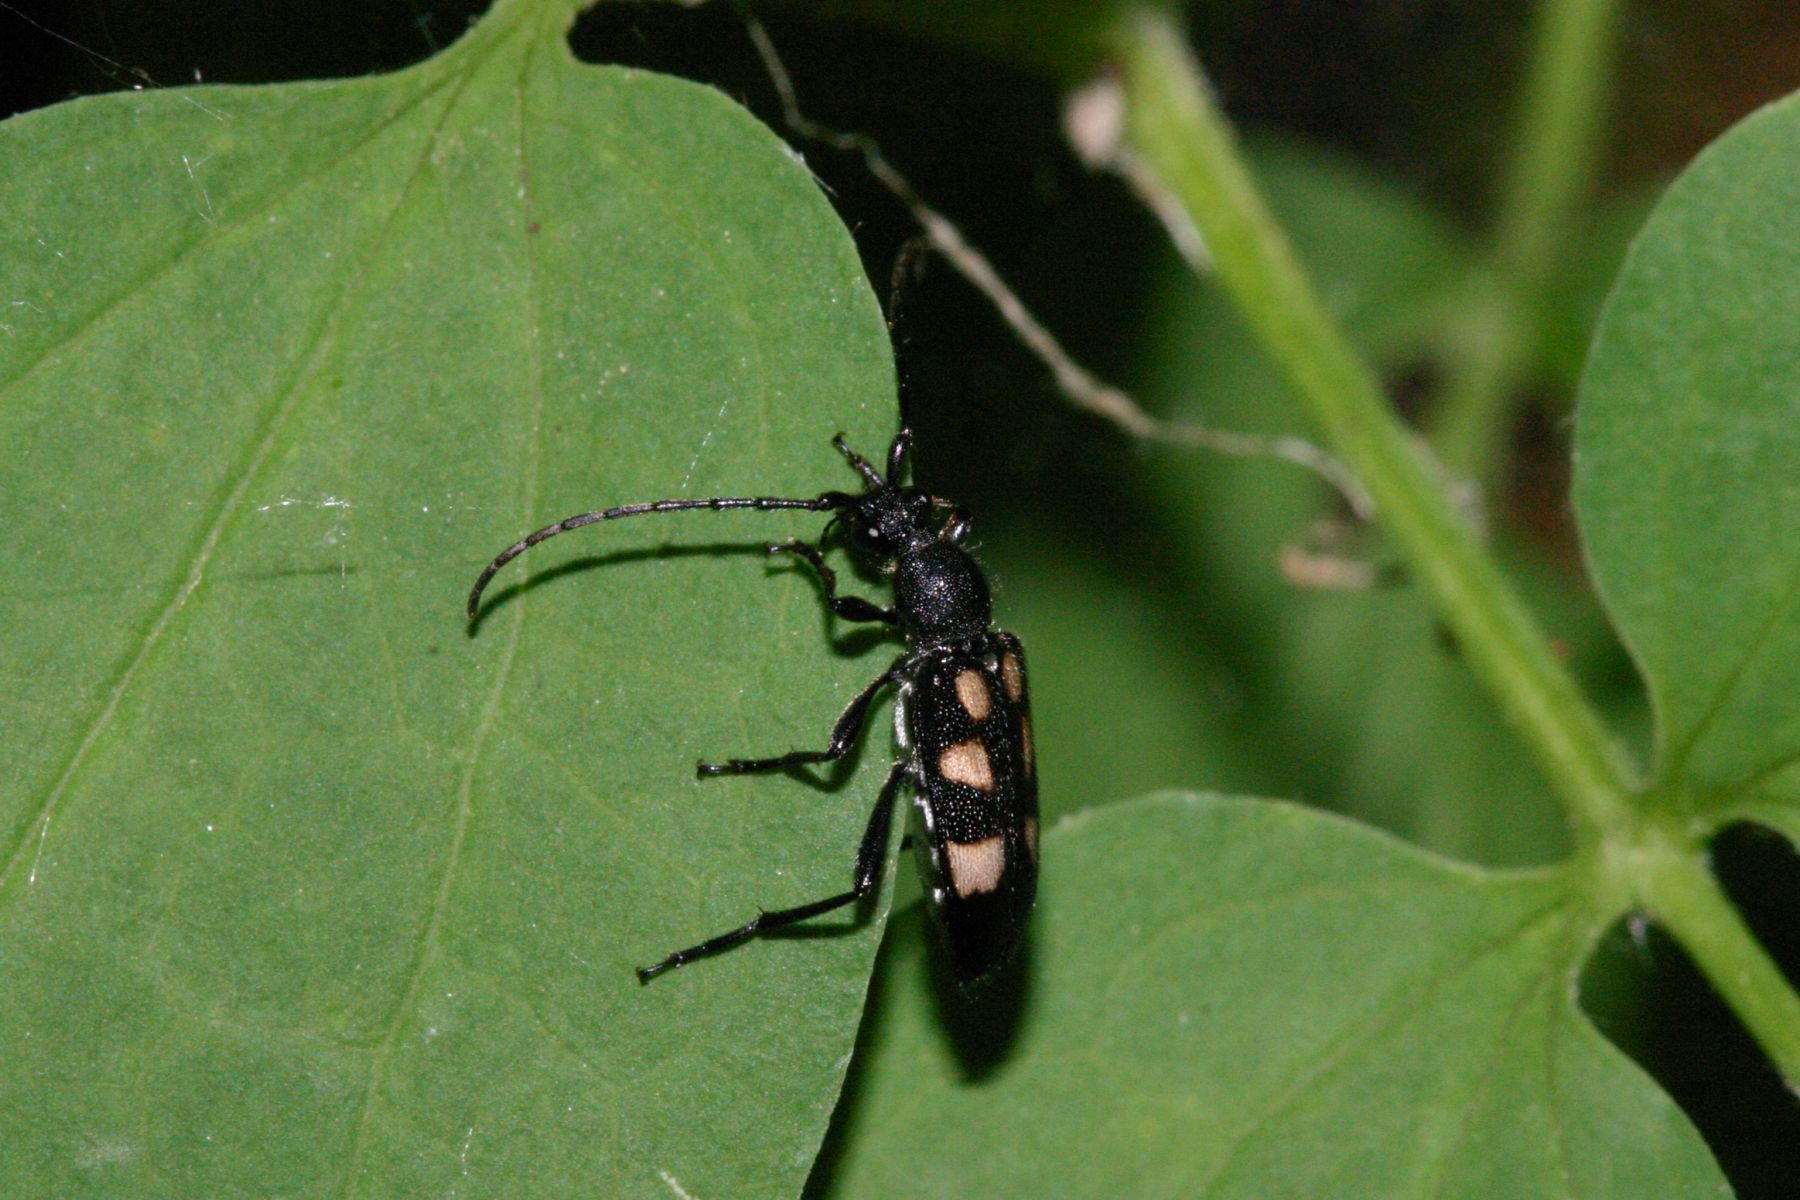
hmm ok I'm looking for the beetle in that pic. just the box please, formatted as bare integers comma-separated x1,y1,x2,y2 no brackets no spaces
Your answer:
464,423,1037,988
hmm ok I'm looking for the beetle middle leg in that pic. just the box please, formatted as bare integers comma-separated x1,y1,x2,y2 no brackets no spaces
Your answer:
697,654,906,776
638,760,911,982
768,538,896,625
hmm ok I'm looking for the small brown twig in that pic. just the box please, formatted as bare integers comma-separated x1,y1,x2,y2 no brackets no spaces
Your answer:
742,15,1374,520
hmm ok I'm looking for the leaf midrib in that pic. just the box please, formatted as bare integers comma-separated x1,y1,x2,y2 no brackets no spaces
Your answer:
1174,887,1571,1198
334,23,550,1198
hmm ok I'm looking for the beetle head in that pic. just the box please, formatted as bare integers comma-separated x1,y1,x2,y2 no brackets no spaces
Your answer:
838,484,933,558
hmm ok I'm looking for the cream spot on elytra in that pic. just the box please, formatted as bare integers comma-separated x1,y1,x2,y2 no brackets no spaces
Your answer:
938,740,995,791
955,669,991,721
946,836,1006,897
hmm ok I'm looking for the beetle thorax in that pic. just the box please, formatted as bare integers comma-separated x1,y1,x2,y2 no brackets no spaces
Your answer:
894,541,991,644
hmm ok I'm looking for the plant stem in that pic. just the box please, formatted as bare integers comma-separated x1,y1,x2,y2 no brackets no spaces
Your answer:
1110,10,1636,840
481,0,587,41
1495,0,1623,304
1635,839,1800,1086
1432,0,1623,484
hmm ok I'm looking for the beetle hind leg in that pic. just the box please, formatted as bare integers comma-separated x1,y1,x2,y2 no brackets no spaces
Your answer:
637,761,909,982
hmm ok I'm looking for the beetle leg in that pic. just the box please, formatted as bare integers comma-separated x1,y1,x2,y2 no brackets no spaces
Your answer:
939,505,973,545
697,654,906,776
637,761,909,982
768,538,897,625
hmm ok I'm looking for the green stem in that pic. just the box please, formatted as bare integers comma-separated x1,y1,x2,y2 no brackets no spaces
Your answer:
1495,0,1622,298
1633,838,1800,1086
1111,10,1636,840
1432,0,1623,483
1429,279,1525,488
477,0,588,41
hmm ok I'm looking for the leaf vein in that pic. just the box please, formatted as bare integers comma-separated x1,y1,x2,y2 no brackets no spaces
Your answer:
1662,545,1800,790
1181,890,1570,1198
1418,959,1557,1199
337,28,548,1197
1541,1002,1579,1200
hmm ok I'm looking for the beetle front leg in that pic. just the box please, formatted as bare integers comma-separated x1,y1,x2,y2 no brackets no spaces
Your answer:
697,654,905,776
769,538,897,625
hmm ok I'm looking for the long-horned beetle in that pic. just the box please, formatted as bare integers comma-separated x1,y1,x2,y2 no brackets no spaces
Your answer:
466,289,1035,988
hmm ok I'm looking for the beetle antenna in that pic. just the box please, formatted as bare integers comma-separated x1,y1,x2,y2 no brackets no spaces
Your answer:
467,492,851,618
831,434,885,489
887,237,929,432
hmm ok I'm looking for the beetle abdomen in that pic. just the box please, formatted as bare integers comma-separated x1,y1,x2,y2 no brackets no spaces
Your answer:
907,632,1038,985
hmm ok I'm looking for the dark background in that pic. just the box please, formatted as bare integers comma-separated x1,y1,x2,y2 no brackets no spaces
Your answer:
6,2,1799,1193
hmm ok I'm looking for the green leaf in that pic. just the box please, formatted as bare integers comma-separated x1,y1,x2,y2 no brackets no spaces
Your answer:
0,3,896,1195
1246,136,1470,364
1575,94,1800,814
817,794,1727,1198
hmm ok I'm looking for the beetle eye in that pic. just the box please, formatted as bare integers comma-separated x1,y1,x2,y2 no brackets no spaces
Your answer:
845,512,889,553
